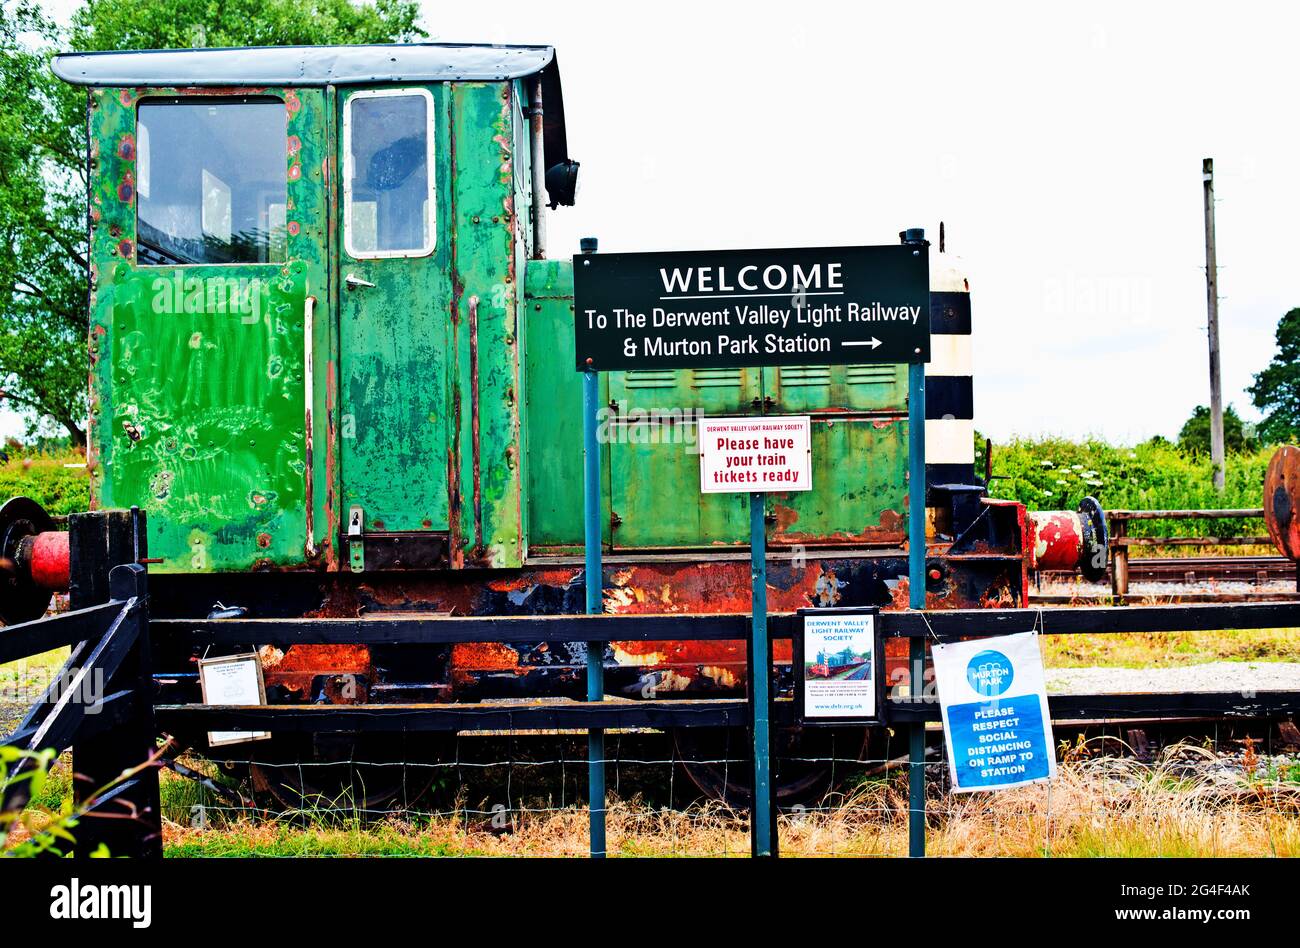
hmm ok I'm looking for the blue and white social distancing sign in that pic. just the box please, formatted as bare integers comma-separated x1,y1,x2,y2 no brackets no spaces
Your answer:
931,632,1056,793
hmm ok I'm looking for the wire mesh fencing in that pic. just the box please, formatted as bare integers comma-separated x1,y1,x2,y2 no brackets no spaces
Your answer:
149,718,1300,857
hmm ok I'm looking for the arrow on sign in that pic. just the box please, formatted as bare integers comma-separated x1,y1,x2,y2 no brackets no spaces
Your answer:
841,338,883,349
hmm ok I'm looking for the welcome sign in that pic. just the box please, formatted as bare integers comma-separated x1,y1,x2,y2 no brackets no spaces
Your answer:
573,245,930,371
931,632,1057,792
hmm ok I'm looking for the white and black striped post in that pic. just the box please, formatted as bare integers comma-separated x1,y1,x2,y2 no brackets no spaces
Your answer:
924,254,976,491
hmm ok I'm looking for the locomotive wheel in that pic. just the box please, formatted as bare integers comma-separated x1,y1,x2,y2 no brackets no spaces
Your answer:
244,732,454,816
1265,445,1300,560
672,726,880,808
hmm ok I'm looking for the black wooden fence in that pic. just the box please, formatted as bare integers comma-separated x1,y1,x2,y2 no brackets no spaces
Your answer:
1,508,160,857
3,510,1300,858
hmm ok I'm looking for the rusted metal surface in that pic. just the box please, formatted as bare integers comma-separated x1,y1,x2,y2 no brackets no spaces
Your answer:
1265,445,1300,561
258,643,370,700
1028,509,1085,571
153,544,1029,701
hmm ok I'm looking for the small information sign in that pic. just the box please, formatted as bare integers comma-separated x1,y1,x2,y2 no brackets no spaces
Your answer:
698,415,811,494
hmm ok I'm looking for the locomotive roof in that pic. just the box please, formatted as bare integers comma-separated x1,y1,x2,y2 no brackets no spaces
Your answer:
54,43,570,188
52,42,556,87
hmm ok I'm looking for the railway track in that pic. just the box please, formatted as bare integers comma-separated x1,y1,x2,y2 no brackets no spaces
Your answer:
1124,556,1295,584
1044,556,1296,586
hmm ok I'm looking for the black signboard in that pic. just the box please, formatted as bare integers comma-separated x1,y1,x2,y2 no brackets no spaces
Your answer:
572,244,929,372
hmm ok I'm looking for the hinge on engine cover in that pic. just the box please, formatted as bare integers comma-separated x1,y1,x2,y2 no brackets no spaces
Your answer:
348,505,365,572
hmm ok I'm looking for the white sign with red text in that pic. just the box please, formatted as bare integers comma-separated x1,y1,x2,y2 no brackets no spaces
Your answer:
699,415,812,494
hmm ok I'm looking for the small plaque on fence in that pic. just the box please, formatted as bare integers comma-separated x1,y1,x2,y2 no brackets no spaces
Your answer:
795,607,884,724
198,653,271,748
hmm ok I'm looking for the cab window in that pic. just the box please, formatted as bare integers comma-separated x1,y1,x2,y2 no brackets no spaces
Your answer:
344,89,435,258
136,97,288,266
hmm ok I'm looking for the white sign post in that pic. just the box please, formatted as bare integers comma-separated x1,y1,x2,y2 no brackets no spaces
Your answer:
696,412,811,856
698,415,811,494
931,632,1056,793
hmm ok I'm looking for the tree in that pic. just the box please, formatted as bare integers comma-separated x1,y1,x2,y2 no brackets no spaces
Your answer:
1249,307,1300,445
0,0,424,446
0,1,89,445
1177,404,1256,456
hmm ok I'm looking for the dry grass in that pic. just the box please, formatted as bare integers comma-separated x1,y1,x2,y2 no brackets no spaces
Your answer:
1042,629,1300,668
160,744,1300,857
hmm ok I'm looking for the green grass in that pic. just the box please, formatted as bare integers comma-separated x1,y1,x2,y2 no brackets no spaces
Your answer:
1043,628,1300,668
0,647,71,695
166,822,471,857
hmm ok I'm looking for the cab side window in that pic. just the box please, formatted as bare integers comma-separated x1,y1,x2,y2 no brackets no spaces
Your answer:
136,97,288,266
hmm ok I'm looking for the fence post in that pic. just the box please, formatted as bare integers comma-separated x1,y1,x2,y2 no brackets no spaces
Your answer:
582,367,607,858
1111,518,1128,598
907,360,927,858
749,491,774,857
71,509,161,859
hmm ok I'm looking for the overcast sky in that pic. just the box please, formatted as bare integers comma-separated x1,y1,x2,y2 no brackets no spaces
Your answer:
12,0,1298,444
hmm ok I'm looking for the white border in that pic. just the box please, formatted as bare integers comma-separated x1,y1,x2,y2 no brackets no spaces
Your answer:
342,87,436,260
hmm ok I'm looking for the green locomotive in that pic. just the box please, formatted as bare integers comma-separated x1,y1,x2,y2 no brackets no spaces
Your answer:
0,43,1105,802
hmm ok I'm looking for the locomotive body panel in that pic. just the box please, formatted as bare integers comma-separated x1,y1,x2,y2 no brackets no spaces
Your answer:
86,85,330,573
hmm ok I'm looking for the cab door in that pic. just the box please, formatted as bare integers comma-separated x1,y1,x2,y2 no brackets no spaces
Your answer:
91,89,330,571
337,86,453,566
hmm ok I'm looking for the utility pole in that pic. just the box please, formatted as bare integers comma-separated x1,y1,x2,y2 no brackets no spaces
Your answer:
1203,157,1225,492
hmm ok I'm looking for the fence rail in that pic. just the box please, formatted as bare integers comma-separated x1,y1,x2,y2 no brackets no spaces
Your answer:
7,511,1300,859
152,599,1300,644
1106,507,1280,596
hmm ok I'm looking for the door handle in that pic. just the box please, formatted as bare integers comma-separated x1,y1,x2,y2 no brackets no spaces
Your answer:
345,273,376,290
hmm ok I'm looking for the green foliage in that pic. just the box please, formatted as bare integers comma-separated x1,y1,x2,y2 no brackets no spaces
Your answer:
0,1,89,445
1250,307,1300,444
0,453,89,514
0,0,424,444
0,747,97,857
987,436,1272,539
2,741,163,857
1176,404,1256,455
67,0,424,50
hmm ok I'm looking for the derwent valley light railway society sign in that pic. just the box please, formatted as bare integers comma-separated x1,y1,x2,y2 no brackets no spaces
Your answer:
573,245,931,371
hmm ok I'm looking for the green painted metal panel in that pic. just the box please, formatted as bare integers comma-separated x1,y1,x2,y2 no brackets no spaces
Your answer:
610,437,751,548
607,418,907,550
523,259,594,551
87,87,329,572
608,367,761,415
337,85,452,536
763,363,907,413
449,82,524,567
768,418,908,547
604,350,760,550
